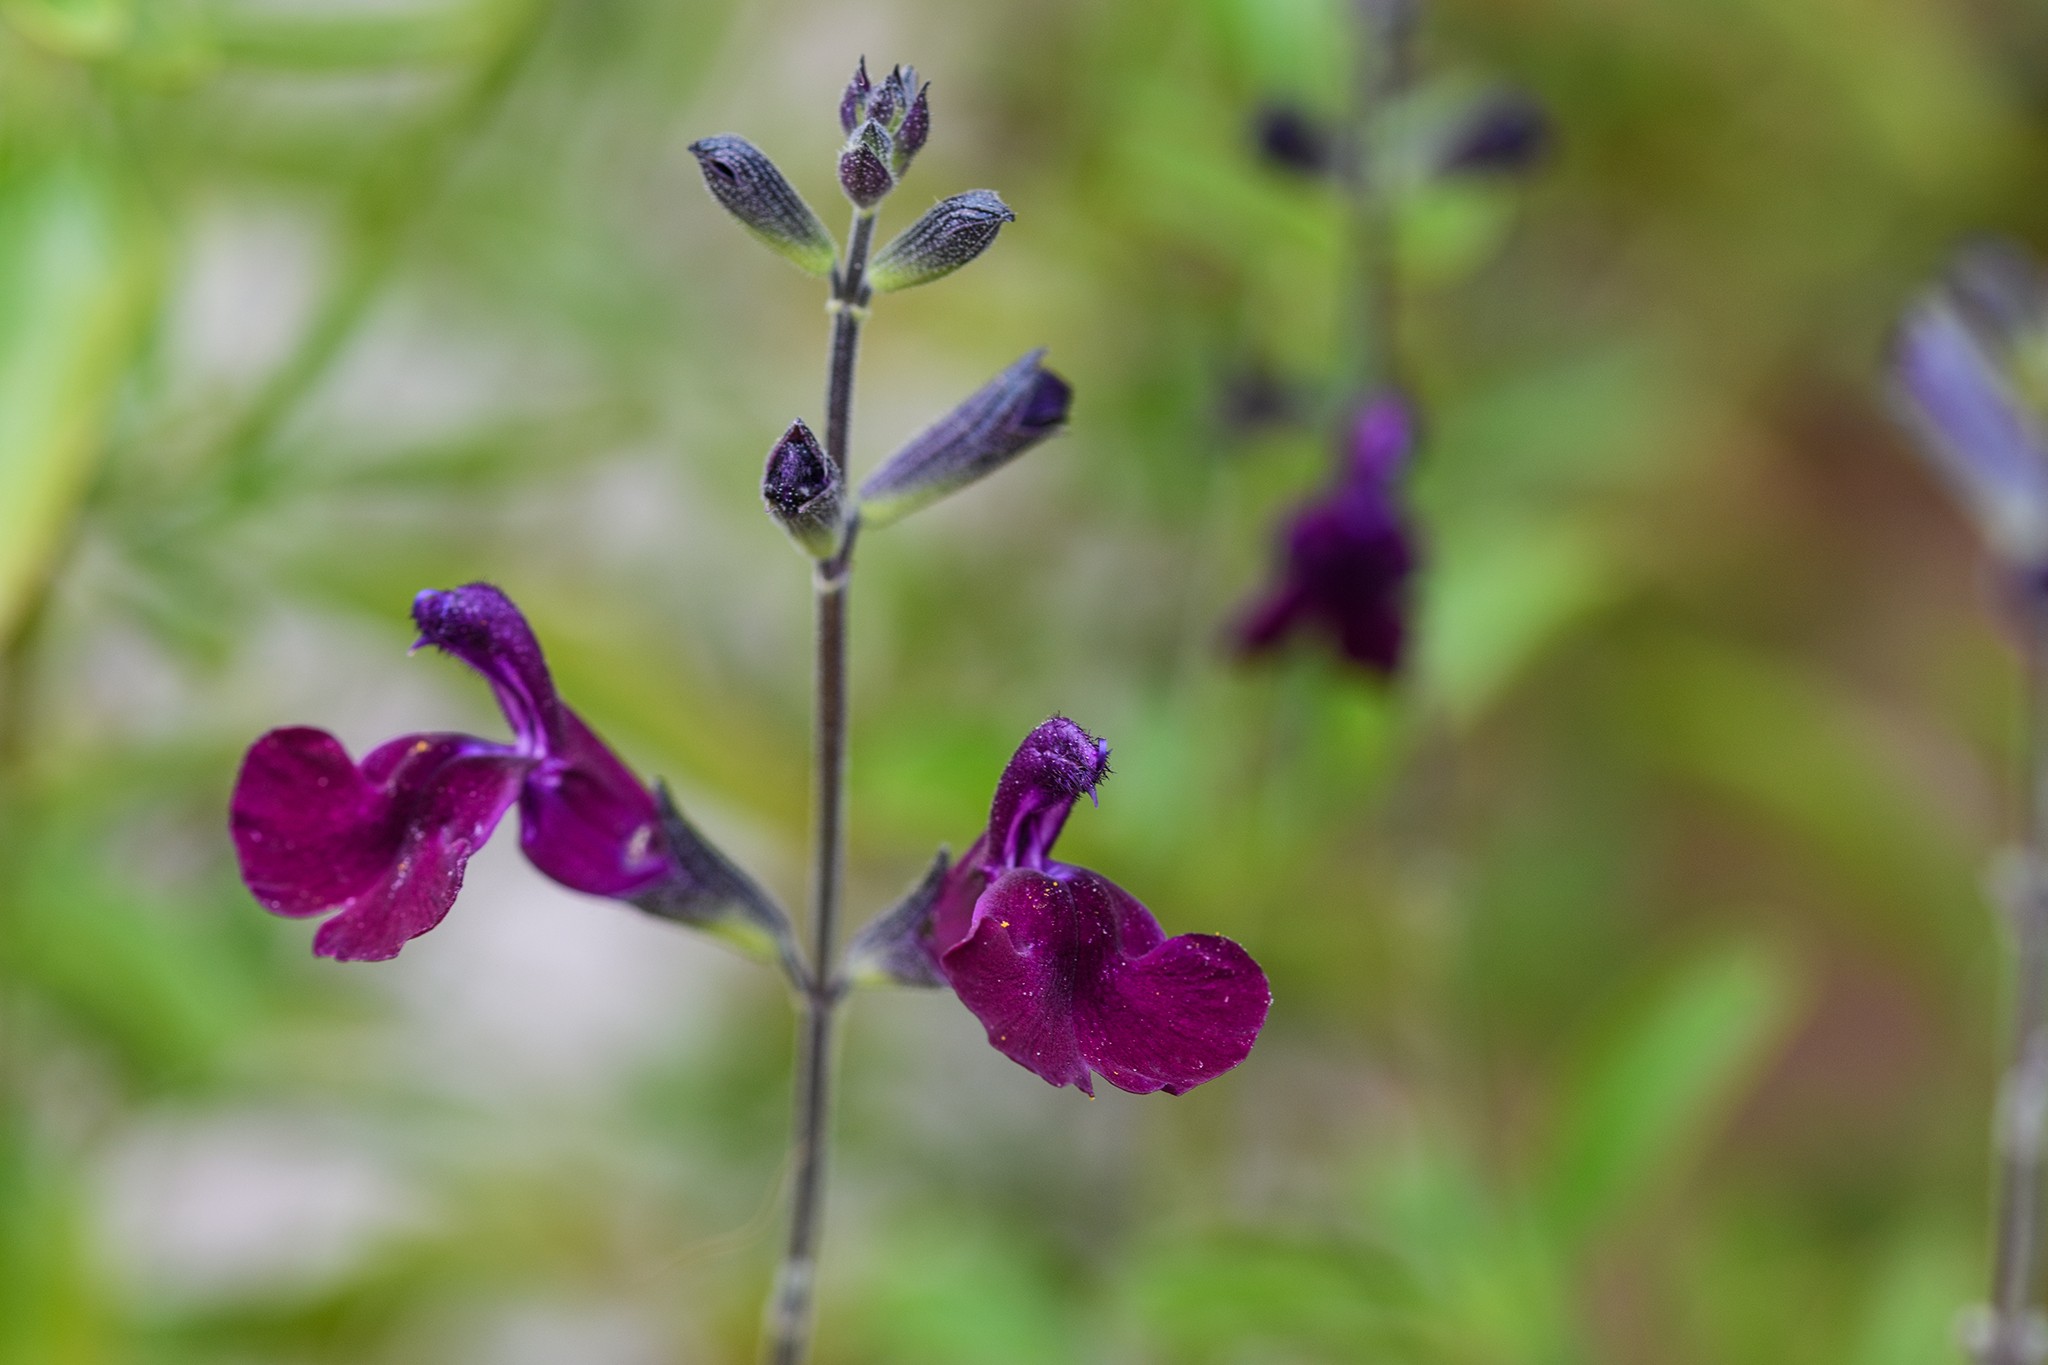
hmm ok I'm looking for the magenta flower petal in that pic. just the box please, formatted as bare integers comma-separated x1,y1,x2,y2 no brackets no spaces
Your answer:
987,716,1111,871
233,584,797,960
926,833,990,959
411,584,561,751
939,868,1271,1096
941,870,1098,1093
519,708,673,899
231,727,530,961
411,583,682,900
925,718,1271,1095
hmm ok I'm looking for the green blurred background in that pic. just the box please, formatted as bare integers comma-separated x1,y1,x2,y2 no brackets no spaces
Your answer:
0,0,2040,1360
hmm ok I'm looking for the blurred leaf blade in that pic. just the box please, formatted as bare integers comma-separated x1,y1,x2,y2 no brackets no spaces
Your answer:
0,156,157,645
1538,937,1801,1248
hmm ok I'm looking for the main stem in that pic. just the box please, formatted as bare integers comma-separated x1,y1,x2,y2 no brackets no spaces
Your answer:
765,207,875,1365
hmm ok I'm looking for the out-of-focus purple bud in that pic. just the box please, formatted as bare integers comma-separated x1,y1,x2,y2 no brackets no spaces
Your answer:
842,851,950,988
840,56,871,135
1253,102,1335,176
1438,89,1550,175
762,419,845,557
867,190,1013,293
1218,364,1310,435
839,120,895,209
859,350,1071,526
1948,237,2048,353
688,134,838,276
1892,296,2048,567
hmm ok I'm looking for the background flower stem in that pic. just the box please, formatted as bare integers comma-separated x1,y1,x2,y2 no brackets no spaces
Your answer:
763,207,874,1365
1983,609,2048,1365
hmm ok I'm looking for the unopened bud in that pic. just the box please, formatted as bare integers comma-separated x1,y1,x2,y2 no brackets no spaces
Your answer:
1254,102,1334,176
898,84,930,162
688,135,837,276
1438,90,1549,175
867,190,1014,293
839,120,895,208
839,56,871,135
763,419,844,556
860,349,1072,526
868,80,898,129
877,64,918,128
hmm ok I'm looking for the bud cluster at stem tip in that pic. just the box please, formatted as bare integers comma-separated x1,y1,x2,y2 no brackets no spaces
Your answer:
838,58,929,209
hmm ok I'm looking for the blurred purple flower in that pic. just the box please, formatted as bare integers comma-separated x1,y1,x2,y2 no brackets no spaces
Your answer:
1235,392,1419,674
1893,242,2048,571
231,584,685,961
919,718,1271,1096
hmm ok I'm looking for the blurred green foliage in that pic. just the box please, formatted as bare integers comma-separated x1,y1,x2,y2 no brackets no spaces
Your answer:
0,0,2040,1360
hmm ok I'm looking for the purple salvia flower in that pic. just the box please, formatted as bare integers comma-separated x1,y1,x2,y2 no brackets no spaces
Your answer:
1235,392,1419,674
918,718,1271,1096
232,584,697,961
1893,282,2048,570
858,349,1071,525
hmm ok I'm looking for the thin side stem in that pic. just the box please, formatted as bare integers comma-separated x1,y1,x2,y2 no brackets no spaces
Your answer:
1347,0,1415,396
763,206,875,1365
1984,610,2048,1365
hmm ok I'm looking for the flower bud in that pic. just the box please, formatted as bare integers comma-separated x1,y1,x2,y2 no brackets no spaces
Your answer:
898,84,930,163
867,80,899,130
867,190,1014,293
1437,90,1550,175
1253,102,1334,176
859,350,1072,526
877,64,918,128
687,135,837,276
839,56,871,134
762,419,844,557
839,120,895,208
